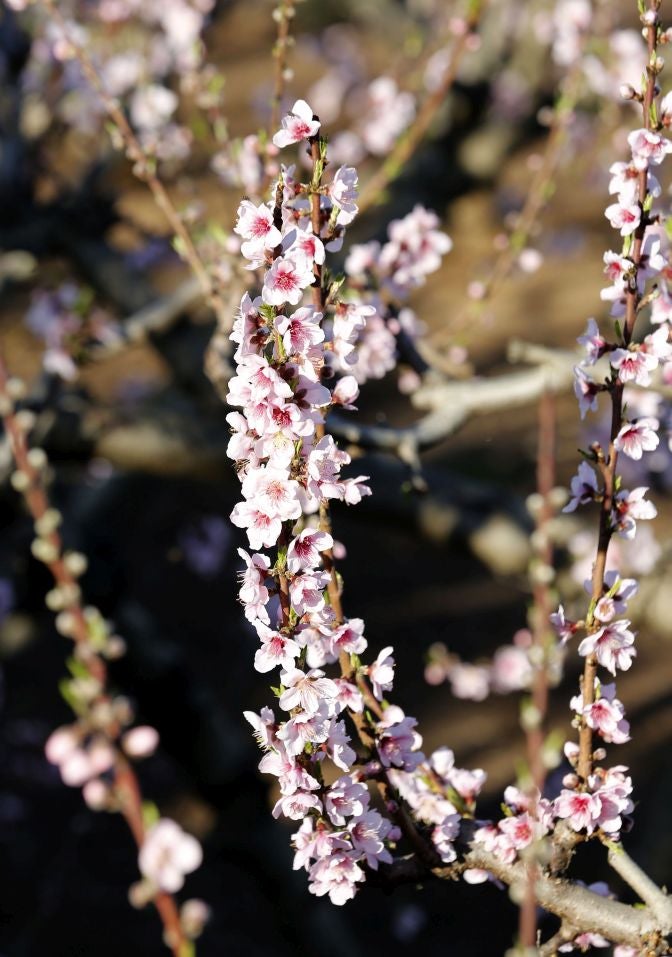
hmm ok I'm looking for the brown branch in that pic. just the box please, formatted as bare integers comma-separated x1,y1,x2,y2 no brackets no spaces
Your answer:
579,5,659,785
0,356,189,957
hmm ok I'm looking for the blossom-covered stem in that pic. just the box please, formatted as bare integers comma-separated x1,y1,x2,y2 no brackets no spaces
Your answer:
38,0,229,331
357,0,485,215
0,358,191,957
579,6,660,784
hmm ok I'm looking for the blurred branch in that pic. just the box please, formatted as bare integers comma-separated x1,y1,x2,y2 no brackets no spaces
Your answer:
358,0,486,215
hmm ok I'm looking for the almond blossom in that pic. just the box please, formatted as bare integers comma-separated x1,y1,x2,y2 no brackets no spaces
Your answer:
578,620,637,675
272,98,320,148
613,417,659,460
138,819,202,893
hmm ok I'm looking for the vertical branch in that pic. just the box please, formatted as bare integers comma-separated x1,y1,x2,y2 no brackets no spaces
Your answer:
0,357,190,957
519,389,556,950
269,2,295,140
578,8,659,785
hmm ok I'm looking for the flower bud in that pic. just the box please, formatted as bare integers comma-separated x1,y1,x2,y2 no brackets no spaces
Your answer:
35,508,62,536
10,470,30,492
180,899,211,939
31,537,58,564
122,726,160,758
26,447,47,471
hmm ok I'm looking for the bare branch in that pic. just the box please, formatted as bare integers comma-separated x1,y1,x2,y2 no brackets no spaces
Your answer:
606,840,672,928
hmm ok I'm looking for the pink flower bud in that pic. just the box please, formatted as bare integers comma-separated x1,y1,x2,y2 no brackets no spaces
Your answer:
122,726,160,758
45,726,79,765
83,778,110,810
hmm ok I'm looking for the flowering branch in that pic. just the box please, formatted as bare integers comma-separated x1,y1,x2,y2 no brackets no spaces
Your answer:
0,358,204,957
36,0,230,331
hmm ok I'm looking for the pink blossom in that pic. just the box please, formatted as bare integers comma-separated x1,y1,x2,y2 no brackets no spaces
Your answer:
448,662,490,701
234,200,282,259
273,99,321,149
550,604,578,644
262,256,315,306
377,707,424,770
554,789,603,833
241,465,302,521
237,548,271,622
348,809,394,869
326,719,357,771
628,127,672,170
491,645,532,693
368,646,395,700
253,622,300,673
604,200,641,236
138,819,202,892
292,818,348,871
329,166,359,225
614,417,659,460
273,790,322,820
613,486,657,538
573,366,600,418
230,500,282,550
279,667,339,714
577,318,606,365
275,307,324,355
283,224,326,267
578,619,636,675
563,461,599,512
287,528,334,574
289,571,330,615
325,776,369,826
611,346,659,386
122,726,159,758
308,851,364,905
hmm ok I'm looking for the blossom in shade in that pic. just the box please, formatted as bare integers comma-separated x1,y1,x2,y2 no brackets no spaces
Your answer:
368,646,395,700
577,317,606,365
138,819,202,892
273,99,320,148
563,461,599,512
573,366,600,418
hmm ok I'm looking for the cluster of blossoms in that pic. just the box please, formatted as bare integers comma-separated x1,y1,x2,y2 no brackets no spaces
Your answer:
229,100,475,904
230,83,658,924
11,0,215,161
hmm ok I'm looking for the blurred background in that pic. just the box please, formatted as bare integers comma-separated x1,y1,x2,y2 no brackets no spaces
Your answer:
2,0,672,953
